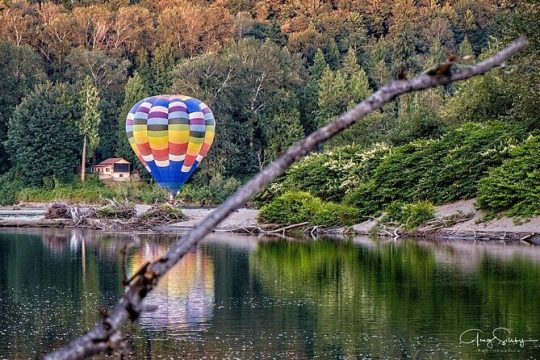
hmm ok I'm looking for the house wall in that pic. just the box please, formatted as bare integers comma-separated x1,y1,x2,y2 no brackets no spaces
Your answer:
93,160,134,182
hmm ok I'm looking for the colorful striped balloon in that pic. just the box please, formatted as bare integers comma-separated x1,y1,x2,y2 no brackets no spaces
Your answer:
125,95,215,194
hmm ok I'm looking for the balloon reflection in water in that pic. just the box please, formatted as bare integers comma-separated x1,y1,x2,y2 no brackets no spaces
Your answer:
131,242,215,335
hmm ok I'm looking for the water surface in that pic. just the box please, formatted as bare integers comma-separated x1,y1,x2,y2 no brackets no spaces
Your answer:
0,229,539,359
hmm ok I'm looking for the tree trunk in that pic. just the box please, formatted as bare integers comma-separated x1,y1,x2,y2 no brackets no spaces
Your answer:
81,135,87,182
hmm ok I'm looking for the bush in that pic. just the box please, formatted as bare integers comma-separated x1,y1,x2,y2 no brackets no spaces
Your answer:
382,201,435,230
258,191,360,227
312,202,359,227
255,143,390,204
177,174,241,206
17,176,115,204
110,181,168,204
0,171,24,205
345,122,526,217
258,191,323,225
477,136,540,219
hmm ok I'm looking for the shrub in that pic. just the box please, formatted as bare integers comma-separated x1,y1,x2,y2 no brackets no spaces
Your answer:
258,191,323,225
345,122,526,217
382,201,435,230
477,136,540,219
17,176,115,204
258,191,360,227
177,174,241,206
312,202,359,227
110,181,167,204
255,143,390,204
0,171,24,205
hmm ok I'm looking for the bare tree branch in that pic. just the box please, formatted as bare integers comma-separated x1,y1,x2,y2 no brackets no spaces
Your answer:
44,36,528,360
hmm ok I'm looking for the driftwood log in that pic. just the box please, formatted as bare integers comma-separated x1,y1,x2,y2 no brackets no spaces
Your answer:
44,37,528,360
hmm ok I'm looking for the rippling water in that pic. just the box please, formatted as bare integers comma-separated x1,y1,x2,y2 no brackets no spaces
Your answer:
0,229,539,359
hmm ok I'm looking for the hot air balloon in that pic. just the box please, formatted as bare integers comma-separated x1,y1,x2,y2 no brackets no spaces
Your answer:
125,95,215,197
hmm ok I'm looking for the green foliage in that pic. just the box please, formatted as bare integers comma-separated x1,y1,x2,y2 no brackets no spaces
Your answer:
477,136,540,219
312,202,359,227
324,38,340,70
302,48,328,134
258,191,359,227
258,191,323,225
117,72,149,178
151,42,178,94
0,171,24,205
0,42,46,174
261,106,304,164
17,176,115,204
78,76,101,159
109,182,168,204
389,91,446,145
0,0,536,216
345,122,526,217
64,48,130,160
171,38,303,178
382,201,435,230
258,143,390,204
316,68,348,127
5,83,81,186
177,174,241,206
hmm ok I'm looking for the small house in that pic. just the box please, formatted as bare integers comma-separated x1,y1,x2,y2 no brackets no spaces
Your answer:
93,158,131,182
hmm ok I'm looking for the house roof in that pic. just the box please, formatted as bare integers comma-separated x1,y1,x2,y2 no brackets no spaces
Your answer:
94,157,130,166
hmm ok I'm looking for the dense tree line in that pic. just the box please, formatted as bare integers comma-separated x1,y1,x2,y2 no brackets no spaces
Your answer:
0,0,537,195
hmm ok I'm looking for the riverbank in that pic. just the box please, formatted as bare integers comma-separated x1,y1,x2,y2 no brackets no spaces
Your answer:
1,200,539,243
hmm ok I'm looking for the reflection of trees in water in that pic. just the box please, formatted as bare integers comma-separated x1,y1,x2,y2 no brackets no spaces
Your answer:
38,228,136,259
250,239,540,359
131,242,215,334
41,230,71,254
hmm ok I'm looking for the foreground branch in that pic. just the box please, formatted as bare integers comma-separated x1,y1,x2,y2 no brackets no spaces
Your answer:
44,36,527,360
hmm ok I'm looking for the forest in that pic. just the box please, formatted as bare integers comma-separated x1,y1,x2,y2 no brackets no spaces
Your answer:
0,0,538,221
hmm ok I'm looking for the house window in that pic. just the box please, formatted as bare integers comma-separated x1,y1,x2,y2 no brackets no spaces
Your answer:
119,174,123,177
114,163,130,173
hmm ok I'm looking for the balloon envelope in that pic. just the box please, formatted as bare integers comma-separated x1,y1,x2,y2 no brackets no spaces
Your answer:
126,95,215,194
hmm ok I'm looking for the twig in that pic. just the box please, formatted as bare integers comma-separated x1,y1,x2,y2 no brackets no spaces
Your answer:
268,222,309,234
44,36,528,360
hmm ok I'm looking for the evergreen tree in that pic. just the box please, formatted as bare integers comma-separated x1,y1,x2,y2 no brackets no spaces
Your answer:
152,42,177,94
135,49,154,94
5,83,81,186
348,67,371,106
325,38,341,70
117,72,148,174
0,42,46,174
341,47,360,78
341,47,371,105
367,37,392,88
303,48,328,134
459,36,474,58
78,76,101,182
311,49,328,79
316,68,348,127
263,107,304,165
327,56,373,147
424,37,445,71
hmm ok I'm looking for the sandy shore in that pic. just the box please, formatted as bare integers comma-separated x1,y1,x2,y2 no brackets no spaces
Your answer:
1,200,539,242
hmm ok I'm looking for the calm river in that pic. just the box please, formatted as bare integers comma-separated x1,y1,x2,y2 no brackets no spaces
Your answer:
1,229,539,359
